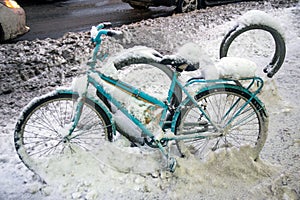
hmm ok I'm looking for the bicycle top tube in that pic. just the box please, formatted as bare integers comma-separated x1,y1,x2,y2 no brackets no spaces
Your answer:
87,23,266,101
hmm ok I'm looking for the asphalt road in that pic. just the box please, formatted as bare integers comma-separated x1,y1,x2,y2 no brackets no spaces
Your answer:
15,0,174,41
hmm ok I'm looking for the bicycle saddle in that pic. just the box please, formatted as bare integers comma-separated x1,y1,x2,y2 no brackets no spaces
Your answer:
160,42,203,72
160,55,199,72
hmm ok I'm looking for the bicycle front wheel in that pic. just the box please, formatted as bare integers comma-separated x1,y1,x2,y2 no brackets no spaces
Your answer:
14,93,114,177
176,86,268,160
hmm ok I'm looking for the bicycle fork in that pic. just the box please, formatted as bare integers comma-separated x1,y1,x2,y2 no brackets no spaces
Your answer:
63,75,90,143
61,97,85,144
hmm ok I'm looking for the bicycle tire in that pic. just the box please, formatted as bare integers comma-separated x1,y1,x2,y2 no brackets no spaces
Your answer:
128,3,149,10
220,24,286,78
14,93,113,177
176,85,268,160
176,0,199,13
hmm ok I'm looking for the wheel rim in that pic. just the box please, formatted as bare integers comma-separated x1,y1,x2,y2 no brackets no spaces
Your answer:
180,0,198,13
15,96,109,175
177,90,263,159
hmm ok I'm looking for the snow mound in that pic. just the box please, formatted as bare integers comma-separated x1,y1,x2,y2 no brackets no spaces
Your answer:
216,56,257,79
238,10,285,38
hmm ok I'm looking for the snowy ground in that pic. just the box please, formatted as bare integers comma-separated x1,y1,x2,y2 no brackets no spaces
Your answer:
0,0,300,199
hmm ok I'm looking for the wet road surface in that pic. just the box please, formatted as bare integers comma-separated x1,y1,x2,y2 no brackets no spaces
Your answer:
16,0,174,41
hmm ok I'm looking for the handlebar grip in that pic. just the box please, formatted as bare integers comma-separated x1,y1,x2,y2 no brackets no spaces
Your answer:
96,22,112,30
102,22,112,28
90,25,123,44
107,30,123,37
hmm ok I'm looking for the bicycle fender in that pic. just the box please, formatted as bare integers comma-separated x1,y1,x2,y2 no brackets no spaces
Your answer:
170,84,267,132
198,84,266,113
56,88,117,135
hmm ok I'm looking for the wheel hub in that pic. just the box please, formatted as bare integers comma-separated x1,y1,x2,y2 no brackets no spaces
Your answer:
181,0,197,12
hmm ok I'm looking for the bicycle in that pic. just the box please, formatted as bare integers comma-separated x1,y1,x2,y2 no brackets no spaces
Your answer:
14,14,285,181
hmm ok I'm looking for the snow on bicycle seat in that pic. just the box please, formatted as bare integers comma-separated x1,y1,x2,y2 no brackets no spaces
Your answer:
216,57,257,79
161,42,203,72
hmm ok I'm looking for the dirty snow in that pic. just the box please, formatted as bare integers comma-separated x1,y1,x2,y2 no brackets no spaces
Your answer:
0,0,299,199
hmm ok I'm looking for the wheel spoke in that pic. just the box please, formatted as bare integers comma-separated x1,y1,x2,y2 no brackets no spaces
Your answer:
176,87,266,160
15,93,112,176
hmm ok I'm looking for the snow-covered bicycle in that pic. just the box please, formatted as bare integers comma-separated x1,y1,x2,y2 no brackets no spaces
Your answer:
14,11,285,180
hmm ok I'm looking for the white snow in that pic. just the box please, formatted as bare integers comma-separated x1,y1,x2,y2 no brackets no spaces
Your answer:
112,46,163,65
90,26,98,40
1,2,300,200
175,42,203,65
238,10,285,38
216,56,257,79
71,75,88,96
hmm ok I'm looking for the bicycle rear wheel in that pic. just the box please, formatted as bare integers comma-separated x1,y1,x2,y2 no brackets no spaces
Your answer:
14,93,113,177
176,85,268,160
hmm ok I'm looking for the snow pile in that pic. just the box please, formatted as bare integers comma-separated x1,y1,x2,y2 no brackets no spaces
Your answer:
175,42,203,64
216,56,257,79
238,10,285,37
38,145,279,200
0,0,299,199
71,75,88,96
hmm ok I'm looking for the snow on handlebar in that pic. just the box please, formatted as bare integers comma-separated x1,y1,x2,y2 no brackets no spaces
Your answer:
90,23,122,43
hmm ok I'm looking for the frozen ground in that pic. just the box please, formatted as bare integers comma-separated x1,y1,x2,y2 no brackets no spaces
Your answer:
0,0,299,199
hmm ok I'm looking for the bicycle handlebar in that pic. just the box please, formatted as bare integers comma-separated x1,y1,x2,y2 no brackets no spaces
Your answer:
89,22,122,64
90,22,122,44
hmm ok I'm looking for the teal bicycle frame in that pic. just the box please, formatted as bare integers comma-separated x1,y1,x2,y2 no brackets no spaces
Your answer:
64,24,265,162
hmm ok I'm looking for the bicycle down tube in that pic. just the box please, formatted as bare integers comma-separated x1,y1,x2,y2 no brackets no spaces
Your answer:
88,70,169,139
86,68,229,143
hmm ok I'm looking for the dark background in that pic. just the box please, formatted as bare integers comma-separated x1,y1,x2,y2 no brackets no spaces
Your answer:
15,0,174,41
